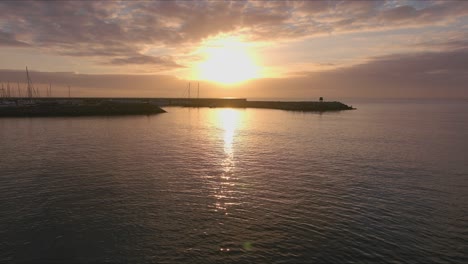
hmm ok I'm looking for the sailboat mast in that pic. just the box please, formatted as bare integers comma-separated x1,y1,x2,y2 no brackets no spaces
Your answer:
26,66,33,99
7,82,11,98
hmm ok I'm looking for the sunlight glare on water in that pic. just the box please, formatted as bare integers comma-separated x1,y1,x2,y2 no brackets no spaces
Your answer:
211,109,244,216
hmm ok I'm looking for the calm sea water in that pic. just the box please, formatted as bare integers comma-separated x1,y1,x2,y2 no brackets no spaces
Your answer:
0,100,467,263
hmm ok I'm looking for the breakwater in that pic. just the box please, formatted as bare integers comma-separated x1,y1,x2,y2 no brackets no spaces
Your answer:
0,101,166,117
166,98,354,111
0,97,354,117
246,100,353,111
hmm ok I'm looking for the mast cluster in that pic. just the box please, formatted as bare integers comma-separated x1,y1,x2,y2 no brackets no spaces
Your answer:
0,67,54,99
185,82,200,99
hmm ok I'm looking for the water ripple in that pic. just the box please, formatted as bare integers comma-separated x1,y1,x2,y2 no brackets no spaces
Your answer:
0,104,467,263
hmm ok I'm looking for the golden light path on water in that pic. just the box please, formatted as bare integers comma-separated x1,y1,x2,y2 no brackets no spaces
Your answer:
206,108,254,253
212,109,244,215
221,109,238,157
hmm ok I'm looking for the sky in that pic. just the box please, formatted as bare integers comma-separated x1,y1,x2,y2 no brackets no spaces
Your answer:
0,0,467,99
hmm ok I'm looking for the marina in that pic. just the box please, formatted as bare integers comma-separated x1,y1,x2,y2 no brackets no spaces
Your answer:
0,69,353,116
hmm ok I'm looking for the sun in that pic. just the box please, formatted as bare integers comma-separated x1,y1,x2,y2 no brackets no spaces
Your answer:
195,37,260,84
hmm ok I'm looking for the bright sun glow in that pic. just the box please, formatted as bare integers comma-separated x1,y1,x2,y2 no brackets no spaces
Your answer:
196,37,260,84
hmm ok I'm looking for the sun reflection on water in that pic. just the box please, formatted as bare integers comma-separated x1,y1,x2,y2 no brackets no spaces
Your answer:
211,108,244,214
219,108,240,157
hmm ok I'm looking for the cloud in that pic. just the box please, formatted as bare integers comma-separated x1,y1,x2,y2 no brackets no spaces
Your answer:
232,48,468,99
296,48,468,98
1,0,466,66
0,31,29,47
0,69,184,97
376,1,468,26
414,32,468,51
108,55,184,68
1,48,466,99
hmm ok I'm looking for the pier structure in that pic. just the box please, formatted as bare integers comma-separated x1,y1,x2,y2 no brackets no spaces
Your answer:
1,97,354,111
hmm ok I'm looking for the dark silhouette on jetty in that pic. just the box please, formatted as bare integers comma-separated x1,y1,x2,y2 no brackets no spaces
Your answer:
0,101,166,117
0,97,353,117
145,97,354,111
245,100,353,111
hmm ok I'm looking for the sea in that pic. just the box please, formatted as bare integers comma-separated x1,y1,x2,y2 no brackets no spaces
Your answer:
0,99,467,263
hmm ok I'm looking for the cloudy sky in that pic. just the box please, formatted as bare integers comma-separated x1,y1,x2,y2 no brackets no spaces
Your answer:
0,0,467,99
